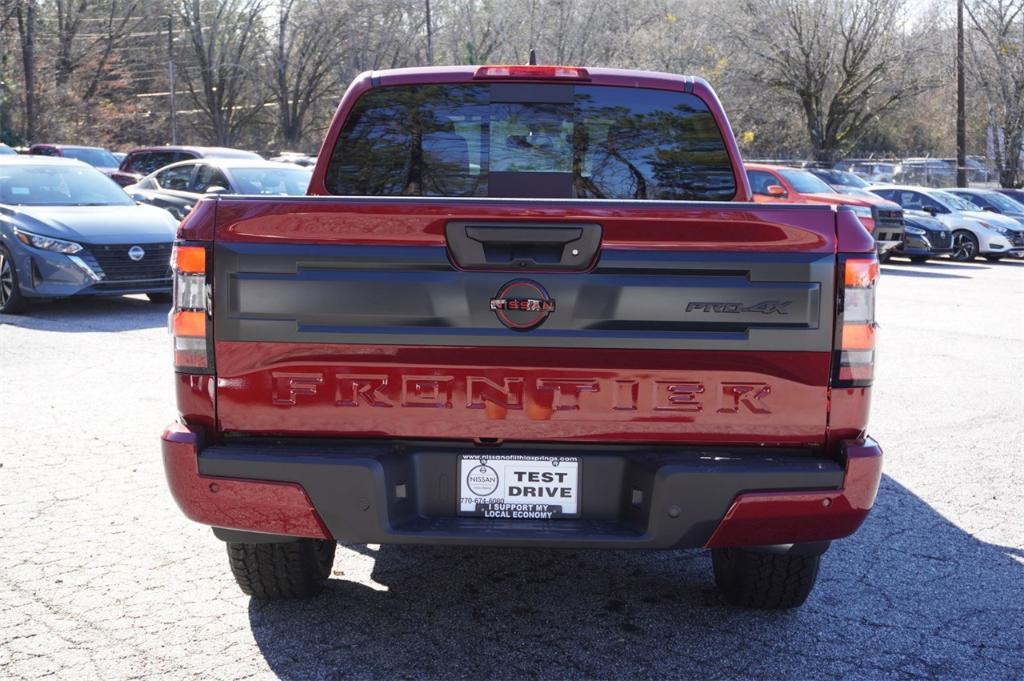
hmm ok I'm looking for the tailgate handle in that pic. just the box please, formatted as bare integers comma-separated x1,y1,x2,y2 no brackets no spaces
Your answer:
446,221,602,271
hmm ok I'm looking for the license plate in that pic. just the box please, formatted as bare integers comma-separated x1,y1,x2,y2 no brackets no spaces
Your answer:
458,454,580,518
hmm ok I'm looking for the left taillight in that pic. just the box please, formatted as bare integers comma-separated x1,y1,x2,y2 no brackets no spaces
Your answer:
170,243,212,372
833,255,878,387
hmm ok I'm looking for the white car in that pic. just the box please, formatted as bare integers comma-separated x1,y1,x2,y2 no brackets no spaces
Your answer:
870,185,1024,261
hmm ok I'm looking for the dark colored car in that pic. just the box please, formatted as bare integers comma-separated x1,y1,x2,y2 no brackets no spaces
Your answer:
848,161,897,183
28,144,121,176
896,211,954,262
894,159,956,187
945,188,1024,224
125,159,312,220
995,188,1024,206
938,158,990,183
0,156,178,313
161,65,882,610
269,152,315,167
806,167,877,195
110,146,263,188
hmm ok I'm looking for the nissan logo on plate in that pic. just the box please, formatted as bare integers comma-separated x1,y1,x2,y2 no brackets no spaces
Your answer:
128,246,146,261
489,279,556,331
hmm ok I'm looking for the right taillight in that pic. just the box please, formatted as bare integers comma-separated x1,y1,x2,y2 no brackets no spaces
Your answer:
170,243,212,372
834,256,878,387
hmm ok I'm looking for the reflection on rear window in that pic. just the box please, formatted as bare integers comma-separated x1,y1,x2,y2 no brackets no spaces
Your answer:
325,84,736,201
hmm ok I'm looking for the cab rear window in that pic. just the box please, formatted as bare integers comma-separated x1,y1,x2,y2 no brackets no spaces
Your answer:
325,84,736,201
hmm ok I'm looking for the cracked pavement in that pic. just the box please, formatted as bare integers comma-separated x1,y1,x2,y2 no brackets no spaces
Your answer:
1,258,1022,679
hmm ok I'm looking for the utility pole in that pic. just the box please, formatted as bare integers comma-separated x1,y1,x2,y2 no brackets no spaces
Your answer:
424,0,433,66
16,0,37,142
168,16,177,145
956,0,967,187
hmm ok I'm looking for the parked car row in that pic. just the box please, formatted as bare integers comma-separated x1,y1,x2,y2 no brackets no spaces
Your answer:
110,146,263,187
124,158,312,220
870,186,1024,262
20,143,318,184
0,150,312,314
828,157,992,186
750,160,1024,262
3,140,1021,316
745,163,906,257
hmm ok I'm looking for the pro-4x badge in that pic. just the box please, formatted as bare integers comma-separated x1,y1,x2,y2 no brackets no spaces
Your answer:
685,300,792,314
490,279,555,330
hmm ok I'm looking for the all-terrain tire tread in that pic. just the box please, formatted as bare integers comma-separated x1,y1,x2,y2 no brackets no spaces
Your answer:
226,539,335,599
712,548,820,610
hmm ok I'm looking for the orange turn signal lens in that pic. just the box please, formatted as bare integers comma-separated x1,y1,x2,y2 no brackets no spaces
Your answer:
172,310,206,338
172,245,206,274
845,258,879,288
841,322,876,350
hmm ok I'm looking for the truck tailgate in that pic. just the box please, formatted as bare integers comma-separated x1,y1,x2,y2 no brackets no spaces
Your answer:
210,197,837,446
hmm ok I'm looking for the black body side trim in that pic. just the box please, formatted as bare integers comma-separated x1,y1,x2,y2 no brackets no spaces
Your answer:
214,244,834,351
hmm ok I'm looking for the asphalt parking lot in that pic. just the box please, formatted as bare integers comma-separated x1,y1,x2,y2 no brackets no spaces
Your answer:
1,257,1022,680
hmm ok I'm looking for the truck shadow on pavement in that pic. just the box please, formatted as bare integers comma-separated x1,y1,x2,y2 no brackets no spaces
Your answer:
886,259,992,270
880,267,974,280
247,475,1023,679
0,295,168,332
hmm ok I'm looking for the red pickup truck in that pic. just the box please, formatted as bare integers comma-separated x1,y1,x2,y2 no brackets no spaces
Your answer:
161,65,882,609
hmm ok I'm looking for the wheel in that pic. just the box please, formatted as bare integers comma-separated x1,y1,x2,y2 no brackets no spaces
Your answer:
226,539,336,599
146,292,173,304
0,245,28,314
985,255,1004,262
950,230,979,261
909,256,930,263
712,547,821,609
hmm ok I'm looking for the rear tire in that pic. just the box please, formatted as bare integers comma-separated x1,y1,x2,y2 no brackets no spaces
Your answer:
226,539,336,599
0,245,28,314
985,255,1004,262
712,547,821,609
909,256,930,263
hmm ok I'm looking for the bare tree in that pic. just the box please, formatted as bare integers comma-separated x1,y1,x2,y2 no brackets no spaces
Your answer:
966,0,1024,187
534,0,661,66
336,0,422,74
271,0,342,148
14,0,36,141
177,0,269,146
0,1,20,141
54,0,89,87
736,0,931,162
438,0,518,63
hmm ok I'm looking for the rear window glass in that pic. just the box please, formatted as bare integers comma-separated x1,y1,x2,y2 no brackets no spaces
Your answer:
61,147,119,168
325,84,736,201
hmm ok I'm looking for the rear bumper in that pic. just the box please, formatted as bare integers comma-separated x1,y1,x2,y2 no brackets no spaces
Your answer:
161,424,882,549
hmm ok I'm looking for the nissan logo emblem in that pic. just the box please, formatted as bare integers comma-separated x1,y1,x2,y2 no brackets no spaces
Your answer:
128,246,145,261
489,279,556,331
